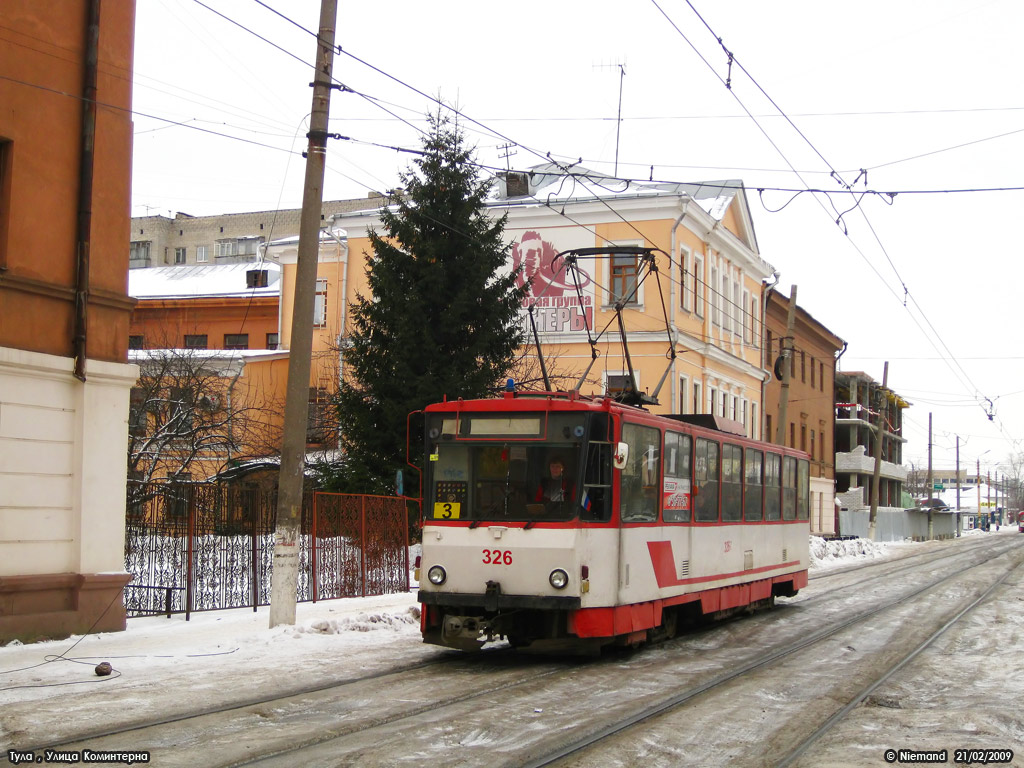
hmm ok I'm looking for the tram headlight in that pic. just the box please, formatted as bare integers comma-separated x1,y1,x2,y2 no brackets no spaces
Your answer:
549,568,569,590
427,565,447,586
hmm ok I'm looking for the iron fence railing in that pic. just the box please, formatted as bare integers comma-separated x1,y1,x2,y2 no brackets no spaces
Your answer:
124,482,414,618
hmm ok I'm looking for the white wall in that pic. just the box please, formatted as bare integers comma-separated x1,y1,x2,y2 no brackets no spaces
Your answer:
0,347,137,577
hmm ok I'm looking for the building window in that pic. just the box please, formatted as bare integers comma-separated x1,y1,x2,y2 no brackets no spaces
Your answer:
679,247,690,311
710,266,719,326
215,239,237,259
174,247,186,264
313,279,328,326
693,256,704,317
678,376,688,414
246,269,269,288
196,245,208,263
129,240,152,267
742,290,751,343
128,335,144,350
811,356,816,388
801,351,806,382
224,334,248,350
790,422,796,448
820,361,825,392
266,332,279,350
752,403,758,440
606,373,633,398
184,334,207,349
128,387,148,437
610,252,639,305
733,279,741,337
766,414,773,443
801,424,807,452
307,387,332,444
0,139,9,270
709,387,716,415
810,429,816,461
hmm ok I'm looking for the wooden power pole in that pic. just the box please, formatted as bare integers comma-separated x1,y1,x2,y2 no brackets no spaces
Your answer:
774,285,797,446
269,0,339,629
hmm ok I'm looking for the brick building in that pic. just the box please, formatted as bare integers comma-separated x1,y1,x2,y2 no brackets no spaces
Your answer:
1,0,138,641
763,289,846,535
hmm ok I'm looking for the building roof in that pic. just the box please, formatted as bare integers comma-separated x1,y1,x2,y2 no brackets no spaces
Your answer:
128,261,281,300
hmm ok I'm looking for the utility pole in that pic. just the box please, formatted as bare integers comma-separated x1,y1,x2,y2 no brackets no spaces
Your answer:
774,285,797,446
926,412,934,540
867,361,888,541
955,435,960,536
269,0,339,629
977,458,982,531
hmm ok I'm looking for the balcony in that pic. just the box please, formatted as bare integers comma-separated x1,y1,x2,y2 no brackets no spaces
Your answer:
836,449,907,481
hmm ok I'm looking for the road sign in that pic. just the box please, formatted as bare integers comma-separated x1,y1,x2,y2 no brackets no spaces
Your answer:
933,484,944,490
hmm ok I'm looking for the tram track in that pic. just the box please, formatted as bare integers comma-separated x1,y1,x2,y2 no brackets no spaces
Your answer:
7,537,1019,767
531,537,1024,768
232,538,1022,766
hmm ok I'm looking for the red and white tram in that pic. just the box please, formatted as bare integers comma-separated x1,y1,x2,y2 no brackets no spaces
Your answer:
416,388,811,652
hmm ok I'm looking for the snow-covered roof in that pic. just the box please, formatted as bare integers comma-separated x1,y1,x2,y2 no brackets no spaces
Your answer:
129,261,281,300
494,162,745,223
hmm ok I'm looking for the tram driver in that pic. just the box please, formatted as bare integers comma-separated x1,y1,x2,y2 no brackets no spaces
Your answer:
535,456,574,504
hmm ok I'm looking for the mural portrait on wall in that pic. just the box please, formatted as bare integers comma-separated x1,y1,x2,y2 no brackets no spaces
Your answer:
509,230,595,334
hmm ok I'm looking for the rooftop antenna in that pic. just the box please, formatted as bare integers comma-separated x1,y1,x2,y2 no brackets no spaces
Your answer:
594,59,627,176
497,142,517,171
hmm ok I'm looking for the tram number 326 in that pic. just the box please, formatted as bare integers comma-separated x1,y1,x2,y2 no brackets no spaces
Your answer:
482,549,513,565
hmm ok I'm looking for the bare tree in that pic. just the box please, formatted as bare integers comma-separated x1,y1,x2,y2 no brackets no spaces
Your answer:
1002,450,1024,512
127,348,284,500
904,461,930,502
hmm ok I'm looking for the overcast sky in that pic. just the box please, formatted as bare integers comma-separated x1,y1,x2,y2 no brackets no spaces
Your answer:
131,0,1024,476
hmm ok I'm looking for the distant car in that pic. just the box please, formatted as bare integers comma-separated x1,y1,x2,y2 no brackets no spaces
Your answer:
1019,519,1024,533
907,498,951,513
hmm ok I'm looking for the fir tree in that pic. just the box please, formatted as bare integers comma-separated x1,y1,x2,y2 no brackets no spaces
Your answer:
330,113,526,492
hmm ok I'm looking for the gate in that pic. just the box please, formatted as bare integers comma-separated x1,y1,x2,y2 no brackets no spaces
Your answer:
124,482,413,618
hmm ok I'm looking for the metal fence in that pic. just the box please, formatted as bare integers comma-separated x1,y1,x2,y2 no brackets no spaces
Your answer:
124,482,413,618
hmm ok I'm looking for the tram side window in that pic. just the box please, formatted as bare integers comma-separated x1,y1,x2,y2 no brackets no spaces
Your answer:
620,423,659,523
694,438,720,523
797,459,810,521
663,431,692,523
764,452,781,521
721,444,743,522
782,456,797,520
744,448,764,521
581,441,613,522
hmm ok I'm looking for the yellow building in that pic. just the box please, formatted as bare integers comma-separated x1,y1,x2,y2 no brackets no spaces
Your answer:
303,165,774,438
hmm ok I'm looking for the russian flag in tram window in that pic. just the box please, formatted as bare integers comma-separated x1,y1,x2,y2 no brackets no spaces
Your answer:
580,490,592,512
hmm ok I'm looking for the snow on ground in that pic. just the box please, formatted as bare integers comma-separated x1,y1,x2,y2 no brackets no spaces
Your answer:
809,535,890,569
1,532,1014,734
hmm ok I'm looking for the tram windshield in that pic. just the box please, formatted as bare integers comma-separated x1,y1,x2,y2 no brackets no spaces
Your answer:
424,411,611,524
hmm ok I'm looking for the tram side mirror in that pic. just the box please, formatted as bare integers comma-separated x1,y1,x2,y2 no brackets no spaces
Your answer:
613,442,629,470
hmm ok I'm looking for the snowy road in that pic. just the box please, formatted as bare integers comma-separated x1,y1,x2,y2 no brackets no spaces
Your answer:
2,531,1022,767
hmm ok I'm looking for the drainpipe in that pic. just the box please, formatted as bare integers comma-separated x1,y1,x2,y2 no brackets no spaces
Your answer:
668,199,689,411
73,0,101,381
226,356,244,465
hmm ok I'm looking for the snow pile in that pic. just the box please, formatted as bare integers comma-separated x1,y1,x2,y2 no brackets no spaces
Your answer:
297,606,421,635
809,536,887,569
